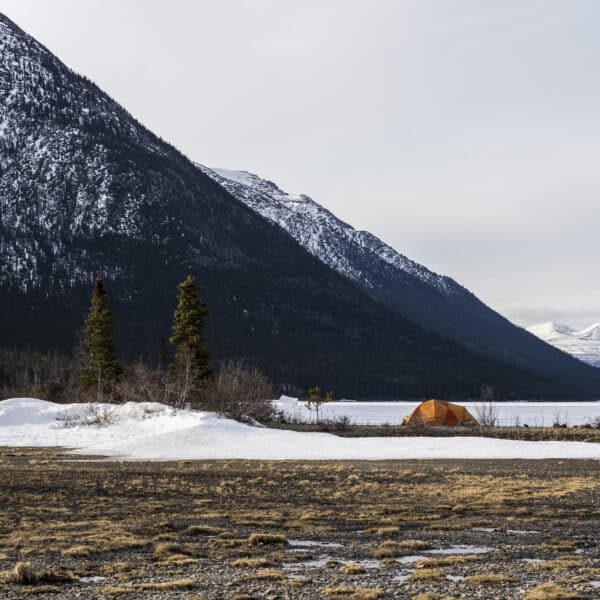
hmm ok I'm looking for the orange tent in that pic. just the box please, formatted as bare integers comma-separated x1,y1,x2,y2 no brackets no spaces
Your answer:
403,399,477,426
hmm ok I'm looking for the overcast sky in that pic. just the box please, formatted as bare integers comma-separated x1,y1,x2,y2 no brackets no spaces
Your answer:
3,0,599,327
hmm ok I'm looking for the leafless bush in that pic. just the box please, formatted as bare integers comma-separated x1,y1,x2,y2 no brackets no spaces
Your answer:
114,362,168,404
197,361,274,422
475,402,499,427
56,404,115,428
552,408,567,428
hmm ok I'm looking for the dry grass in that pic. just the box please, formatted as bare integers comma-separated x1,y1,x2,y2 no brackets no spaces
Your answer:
416,554,483,568
373,539,431,558
464,573,516,585
323,586,384,599
0,450,596,598
340,562,366,574
529,556,583,571
232,557,273,568
540,539,580,552
153,542,194,556
2,562,39,584
524,582,582,600
185,524,224,536
246,568,287,581
102,579,196,593
61,545,94,557
411,568,445,582
371,526,400,536
246,532,288,547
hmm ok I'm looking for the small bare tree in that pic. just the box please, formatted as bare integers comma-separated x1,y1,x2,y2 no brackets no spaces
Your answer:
475,384,498,427
475,402,499,427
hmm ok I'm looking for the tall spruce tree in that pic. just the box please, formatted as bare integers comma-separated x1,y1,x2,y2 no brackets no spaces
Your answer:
169,275,212,406
80,277,123,398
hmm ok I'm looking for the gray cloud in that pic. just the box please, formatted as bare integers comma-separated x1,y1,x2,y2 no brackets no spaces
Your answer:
2,0,599,326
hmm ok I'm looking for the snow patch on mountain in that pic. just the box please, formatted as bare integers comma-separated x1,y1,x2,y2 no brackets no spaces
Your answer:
527,322,600,368
199,166,461,296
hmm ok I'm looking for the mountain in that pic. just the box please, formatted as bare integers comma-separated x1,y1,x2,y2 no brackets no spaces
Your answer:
199,166,600,395
0,13,593,399
527,323,600,368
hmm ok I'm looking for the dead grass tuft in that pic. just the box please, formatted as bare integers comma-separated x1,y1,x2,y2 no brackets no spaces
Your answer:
323,586,384,599
2,561,38,584
411,568,445,582
416,554,483,568
232,557,273,568
524,582,582,600
464,573,516,585
185,524,224,536
340,562,366,574
247,532,288,547
61,544,94,557
247,568,287,581
373,539,431,558
154,542,194,556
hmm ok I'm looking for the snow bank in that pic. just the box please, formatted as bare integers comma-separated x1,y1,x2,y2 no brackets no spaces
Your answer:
0,398,599,461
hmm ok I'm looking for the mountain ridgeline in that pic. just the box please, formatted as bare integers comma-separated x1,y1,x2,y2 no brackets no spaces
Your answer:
200,167,600,395
0,13,597,399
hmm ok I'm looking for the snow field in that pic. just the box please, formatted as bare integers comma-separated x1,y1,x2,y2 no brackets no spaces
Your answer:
0,398,599,461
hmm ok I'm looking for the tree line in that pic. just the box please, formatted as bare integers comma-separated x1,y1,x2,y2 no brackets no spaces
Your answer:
1,275,274,422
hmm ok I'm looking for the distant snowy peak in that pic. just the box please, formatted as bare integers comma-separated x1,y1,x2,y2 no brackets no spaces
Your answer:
527,322,576,341
577,323,600,341
527,322,600,368
199,165,461,296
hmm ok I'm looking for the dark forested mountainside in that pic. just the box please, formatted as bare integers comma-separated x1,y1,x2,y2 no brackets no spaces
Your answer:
0,13,593,399
201,167,600,395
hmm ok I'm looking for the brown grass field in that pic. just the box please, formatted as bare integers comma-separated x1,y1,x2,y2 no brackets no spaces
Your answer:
0,447,598,599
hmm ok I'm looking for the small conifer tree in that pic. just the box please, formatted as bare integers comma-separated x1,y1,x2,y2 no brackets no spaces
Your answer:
305,386,334,423
169,275,212,406
80,277,123,399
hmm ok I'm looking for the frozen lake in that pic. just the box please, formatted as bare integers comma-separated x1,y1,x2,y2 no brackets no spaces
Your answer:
274,397,600,427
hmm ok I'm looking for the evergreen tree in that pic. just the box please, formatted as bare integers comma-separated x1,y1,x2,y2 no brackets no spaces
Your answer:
80,277,123,398
169,275,212,406
304,387,335,422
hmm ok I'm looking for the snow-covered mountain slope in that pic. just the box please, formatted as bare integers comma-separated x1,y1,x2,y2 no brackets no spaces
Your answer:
199,165,600,392
527,323,600,368
199,167,458,296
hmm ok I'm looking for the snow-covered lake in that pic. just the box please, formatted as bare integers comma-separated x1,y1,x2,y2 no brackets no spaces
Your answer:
274,397,600,427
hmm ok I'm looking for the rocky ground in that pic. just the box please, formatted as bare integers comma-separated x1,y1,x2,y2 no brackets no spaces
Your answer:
0,449,598,599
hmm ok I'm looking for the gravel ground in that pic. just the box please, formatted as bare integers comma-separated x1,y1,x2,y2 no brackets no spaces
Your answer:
0,449,597,599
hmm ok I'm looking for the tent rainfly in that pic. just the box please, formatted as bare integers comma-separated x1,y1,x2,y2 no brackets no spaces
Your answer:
403,399,478,426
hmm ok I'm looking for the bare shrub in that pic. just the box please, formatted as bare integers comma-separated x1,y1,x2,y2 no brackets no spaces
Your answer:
114,362,168,404
552,408,567,428
197,361,274,422
56,404,115,428
475,402,499,427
